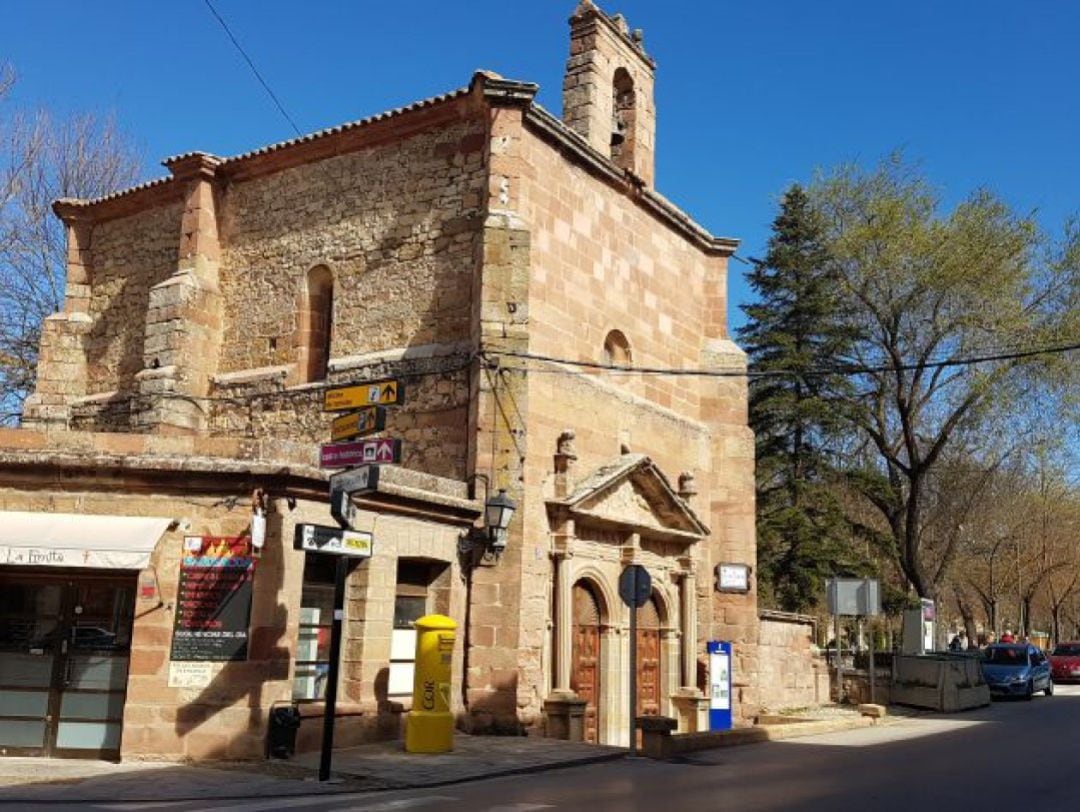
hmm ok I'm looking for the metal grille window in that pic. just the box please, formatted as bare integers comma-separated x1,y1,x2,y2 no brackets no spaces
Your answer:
293,554,337,701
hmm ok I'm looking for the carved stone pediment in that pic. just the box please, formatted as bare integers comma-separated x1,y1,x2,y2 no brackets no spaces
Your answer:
547,454,708,543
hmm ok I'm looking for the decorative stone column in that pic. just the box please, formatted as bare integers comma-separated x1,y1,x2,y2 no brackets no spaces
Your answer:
553,538,574,692
680,566,698,688
544,523,585,740
671,561,708,732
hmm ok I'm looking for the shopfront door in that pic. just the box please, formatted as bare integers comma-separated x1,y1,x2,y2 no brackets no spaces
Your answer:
0,570,136,759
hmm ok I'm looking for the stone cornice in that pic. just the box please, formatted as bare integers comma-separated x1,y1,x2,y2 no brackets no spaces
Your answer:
474,71,540,106
162,151,223,182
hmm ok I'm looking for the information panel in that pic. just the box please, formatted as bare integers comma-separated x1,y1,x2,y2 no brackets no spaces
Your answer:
708,640,733,731
170,536,255,662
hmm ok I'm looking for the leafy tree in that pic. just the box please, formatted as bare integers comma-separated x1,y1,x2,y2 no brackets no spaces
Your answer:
0,64,141,423
739,185,858,611
810,155,1079,602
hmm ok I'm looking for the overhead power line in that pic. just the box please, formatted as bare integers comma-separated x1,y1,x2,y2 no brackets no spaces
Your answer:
202,0,303,137
480,341,1080,380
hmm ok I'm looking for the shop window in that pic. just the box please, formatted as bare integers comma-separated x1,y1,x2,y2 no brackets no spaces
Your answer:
299,265,334,382
293,554,337,701
388,560,449,699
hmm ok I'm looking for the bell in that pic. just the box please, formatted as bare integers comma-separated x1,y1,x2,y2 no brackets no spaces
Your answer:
610,120,626,147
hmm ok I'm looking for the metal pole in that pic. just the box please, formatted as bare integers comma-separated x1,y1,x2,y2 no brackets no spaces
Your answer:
319,555,348,782
628,570,638,757
835,612,843,704
869,618,876,705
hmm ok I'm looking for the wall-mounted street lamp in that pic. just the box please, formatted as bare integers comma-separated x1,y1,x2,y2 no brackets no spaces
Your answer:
460,477,516,563
484,489,516,553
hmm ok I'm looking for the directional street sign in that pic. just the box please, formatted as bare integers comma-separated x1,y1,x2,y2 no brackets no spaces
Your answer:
330,406,386,442
329,465,380,496
328,465,380,527
323,379,404,412
320,438,401,469
293,524,374,559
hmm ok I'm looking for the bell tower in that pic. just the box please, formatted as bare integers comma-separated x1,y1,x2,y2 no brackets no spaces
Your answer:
562,1,657,186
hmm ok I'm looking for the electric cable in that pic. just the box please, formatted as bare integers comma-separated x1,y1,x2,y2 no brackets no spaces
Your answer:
202,0,303,137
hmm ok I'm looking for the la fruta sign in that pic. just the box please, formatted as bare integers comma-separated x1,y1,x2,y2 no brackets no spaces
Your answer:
323,379,404,412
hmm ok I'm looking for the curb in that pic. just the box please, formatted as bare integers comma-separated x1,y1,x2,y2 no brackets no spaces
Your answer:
0,750,627,805
641,714,879,760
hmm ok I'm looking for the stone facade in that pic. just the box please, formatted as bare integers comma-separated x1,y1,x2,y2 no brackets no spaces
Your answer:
1,1,762,761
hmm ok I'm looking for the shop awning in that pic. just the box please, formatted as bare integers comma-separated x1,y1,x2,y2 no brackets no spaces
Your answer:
0,511,172,570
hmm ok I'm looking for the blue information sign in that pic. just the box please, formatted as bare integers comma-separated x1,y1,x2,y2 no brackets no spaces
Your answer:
707,640,733,731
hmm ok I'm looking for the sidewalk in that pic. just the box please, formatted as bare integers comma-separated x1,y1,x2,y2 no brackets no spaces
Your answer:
0,711,884,804
0,734,625,805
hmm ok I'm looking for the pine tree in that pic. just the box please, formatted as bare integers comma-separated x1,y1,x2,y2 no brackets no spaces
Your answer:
738,185,856,611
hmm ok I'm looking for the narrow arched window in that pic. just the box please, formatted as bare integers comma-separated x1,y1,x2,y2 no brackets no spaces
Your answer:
611,68,636,169
300,265,334,382
603,330,632,366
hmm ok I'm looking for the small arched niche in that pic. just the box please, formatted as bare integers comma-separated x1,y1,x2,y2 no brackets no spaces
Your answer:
299,265,334,382
603,329,632,367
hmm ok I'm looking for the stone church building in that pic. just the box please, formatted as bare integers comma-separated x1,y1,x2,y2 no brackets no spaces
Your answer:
0,2,768,762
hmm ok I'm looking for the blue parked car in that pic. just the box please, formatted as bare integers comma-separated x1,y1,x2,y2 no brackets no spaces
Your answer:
981,644,1053,700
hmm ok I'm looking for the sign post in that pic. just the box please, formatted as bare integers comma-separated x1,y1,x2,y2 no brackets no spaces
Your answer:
317,377,401,779
825,577,882,704
319,554,348,783
315,480,377,782
618,564,651,756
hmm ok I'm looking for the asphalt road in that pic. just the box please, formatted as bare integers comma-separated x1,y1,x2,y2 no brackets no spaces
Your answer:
19,685,1080,812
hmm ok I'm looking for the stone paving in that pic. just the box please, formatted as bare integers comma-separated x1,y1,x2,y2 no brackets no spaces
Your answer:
0,734,625,804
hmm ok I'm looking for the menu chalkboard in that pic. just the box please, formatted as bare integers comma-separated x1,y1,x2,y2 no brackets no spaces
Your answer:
170,536,255,662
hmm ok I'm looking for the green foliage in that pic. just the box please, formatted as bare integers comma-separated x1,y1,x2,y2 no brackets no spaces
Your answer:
808,154,1079,599
739,186,861,612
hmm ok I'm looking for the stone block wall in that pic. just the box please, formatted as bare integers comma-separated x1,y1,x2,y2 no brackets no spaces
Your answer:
217,115,487,376
0,427,472,760
511,119,756,723
757,611,830,712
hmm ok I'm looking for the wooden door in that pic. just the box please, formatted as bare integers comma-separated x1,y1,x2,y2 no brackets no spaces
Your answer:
571,583,601,744
635,597,662,719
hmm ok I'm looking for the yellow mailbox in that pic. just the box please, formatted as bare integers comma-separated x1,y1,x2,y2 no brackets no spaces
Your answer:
404,614,457,753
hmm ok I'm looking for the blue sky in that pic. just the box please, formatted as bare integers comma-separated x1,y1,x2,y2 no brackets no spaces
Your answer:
4,1,1078,330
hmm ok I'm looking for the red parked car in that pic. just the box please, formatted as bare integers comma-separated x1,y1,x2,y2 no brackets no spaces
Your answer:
1049,641,1080,683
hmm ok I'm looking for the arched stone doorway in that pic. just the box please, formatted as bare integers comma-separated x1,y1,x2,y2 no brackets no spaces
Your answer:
571,581,603,743
636,595,662,719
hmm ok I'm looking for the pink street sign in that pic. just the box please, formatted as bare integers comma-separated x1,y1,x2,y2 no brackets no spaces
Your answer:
319,438,401,469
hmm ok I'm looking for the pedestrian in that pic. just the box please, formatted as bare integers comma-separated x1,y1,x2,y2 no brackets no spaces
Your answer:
1000,630,1015,643
948,634,962,651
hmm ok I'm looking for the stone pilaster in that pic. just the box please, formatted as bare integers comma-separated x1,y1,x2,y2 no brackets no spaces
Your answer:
681,566,698,689
136,153,224,434
552,526,575,692
464,74,536,732
22,207,95,428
